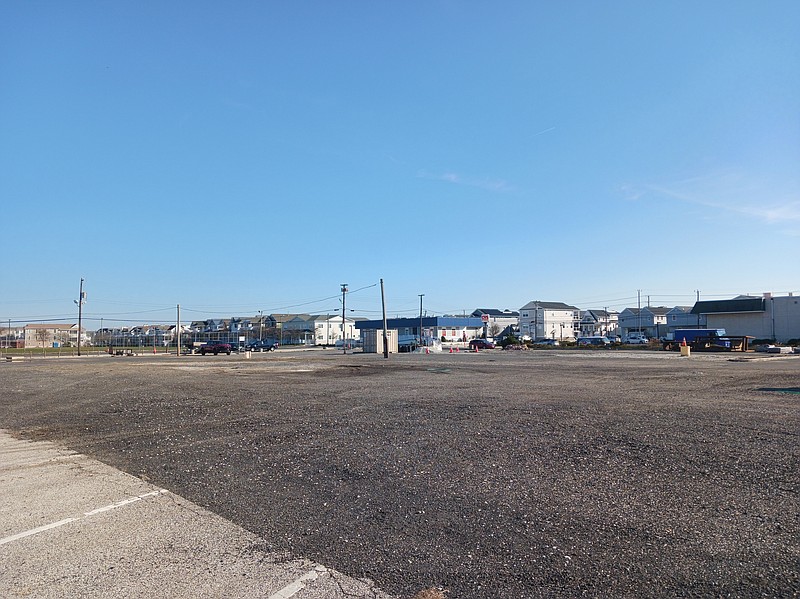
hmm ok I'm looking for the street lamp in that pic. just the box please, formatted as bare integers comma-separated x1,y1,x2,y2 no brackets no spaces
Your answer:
74,278,86,356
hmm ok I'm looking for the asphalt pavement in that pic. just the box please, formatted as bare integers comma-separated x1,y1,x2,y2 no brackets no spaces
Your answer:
1,350,798,598
0,430,395,599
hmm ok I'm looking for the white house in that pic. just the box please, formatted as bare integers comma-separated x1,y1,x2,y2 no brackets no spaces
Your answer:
579,309,619,338
618,306,670,339
283,314,360,345
519,301,580,341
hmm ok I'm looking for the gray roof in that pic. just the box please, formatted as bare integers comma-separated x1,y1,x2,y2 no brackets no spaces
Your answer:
691,298,765,314
472,308,519,317
520,301,579,311
586,309,616,318
623,306,672,316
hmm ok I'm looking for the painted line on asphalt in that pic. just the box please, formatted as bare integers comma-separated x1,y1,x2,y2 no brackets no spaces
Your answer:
83,490,167,516
267,566,327,599
0,489,169,547
0,518,79,546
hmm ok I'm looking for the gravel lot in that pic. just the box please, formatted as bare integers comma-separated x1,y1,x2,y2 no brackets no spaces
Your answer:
1,349,798,598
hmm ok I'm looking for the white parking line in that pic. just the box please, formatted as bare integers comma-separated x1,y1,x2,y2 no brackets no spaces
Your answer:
267,566,327,599
84,490,166,516
0,489,168,546
0,518,79,546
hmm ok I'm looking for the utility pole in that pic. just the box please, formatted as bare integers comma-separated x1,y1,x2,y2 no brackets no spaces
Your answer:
177,304,181,356
258,310,263,342
637,289,642,335
75,278,86,356
418,294,425,347
380,278,389,359
696,290,701,328
341,283,348,354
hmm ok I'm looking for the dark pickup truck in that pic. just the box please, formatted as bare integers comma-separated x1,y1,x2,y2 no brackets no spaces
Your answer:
200,341,232,355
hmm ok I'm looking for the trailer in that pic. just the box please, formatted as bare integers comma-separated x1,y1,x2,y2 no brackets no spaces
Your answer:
663,329,753,352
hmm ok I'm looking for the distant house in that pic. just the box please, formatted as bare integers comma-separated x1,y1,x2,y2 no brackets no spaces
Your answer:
691,293,800,342
519,301,579,341
23,323,79,348
471,309,519,337
1,325,24,348
282,314,314,344
579,309,619,338
666,306,705,331
618,307,671,338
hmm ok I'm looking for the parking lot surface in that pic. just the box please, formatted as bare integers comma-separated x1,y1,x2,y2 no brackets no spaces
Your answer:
1,349,798,598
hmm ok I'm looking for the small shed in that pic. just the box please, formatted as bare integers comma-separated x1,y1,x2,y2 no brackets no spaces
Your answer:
362,329,399,354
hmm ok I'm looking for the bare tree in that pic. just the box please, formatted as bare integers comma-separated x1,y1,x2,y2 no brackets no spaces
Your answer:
35,328,50,348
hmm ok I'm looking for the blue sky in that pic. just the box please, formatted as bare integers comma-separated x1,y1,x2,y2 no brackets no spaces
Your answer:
2,1,798,326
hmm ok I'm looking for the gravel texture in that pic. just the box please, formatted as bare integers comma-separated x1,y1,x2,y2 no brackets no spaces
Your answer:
1,350,798,598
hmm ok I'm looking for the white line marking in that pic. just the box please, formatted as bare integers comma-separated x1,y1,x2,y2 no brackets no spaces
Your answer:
267,569,320,599
0,518,79,546
0,489,168,546
84,490,166,516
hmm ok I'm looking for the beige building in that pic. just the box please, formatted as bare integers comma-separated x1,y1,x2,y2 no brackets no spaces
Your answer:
24,324,79,348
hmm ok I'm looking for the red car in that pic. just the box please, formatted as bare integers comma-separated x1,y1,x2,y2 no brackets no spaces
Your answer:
469,339,496,350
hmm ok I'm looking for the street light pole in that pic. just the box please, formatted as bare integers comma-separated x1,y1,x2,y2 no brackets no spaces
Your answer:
75,278,85,356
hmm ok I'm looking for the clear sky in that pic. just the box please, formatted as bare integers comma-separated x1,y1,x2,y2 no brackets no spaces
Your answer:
2,1,798,327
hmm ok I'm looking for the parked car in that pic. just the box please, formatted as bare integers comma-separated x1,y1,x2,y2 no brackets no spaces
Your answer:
246,340,277,352
335,338,362,349
577,336,611,346
624,334,649,344
469,339,496,350
200,341,232,355
533,338,560,346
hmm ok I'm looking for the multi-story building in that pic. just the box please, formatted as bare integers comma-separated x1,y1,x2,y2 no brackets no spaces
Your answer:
519,301,580,341
617,306,670,339
23,324,79,348
579,309,620,338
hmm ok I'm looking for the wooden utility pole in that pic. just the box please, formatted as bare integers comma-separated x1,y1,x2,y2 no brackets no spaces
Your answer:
380,279,389,359
341,283,348,354
418,294,424,347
